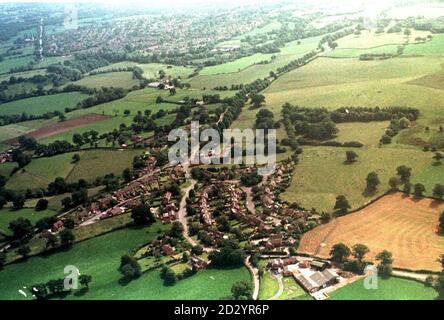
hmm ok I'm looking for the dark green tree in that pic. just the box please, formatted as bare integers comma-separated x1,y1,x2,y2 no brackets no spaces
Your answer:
330,243,351,263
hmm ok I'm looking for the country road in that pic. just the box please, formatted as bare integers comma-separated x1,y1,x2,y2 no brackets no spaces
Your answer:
177,147,199,247
245,256,260,300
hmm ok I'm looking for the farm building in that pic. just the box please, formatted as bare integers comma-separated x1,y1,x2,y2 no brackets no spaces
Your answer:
295,269,339,293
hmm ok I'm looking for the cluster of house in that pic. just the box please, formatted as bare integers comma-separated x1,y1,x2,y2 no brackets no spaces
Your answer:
167,164,185,184
63,170,160,226
226,183,242,215
199,185,215,227
267,257,340,294
147,78,175,90
260,163,293,213
147,236,209,270
151,236,177,256
161,191,178,223
39,219,65,239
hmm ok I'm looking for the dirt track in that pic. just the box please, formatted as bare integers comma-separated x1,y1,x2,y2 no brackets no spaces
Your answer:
4,114,111,144
299,192,444,271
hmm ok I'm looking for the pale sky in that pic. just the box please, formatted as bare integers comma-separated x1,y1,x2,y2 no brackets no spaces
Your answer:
0,0,404,15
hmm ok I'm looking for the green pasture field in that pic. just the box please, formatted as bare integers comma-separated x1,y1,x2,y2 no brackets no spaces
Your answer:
335,29,430,49
333,122,389,147
0,92,89,117
0,162,17,177
64,87,231,119
5,152,77,191
330,277,438,300
260,56,444,150
66,149,142,183
0,207,57,235
0,55,35,75
0,69,47,82
404,34,444,56
189,36,322,89
278,277,312,300
37,87,231,144
5,148,143,190
325,44,400,58
199,53,273,76
259,271,279,300
235,20,281,40
281,146,436,213
32,56,71,69
72,72,140,90
23,186,103,211
90,62,194,79
0,143,11,152
4,81,40,96
0,222,250,300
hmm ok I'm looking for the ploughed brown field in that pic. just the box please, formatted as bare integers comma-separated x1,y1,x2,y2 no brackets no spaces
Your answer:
299,192,444,271
4,114,111,144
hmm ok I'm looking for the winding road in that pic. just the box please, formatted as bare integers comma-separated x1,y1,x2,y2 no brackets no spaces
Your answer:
245,256,260,300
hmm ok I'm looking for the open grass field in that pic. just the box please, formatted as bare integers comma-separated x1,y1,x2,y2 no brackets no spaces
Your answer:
281,146,436,213
90,62,194,79
0,161,16,177
64,87,231,119
236,20,281,40
330,276,439,300
278,277,312,300
32,56,71,70
0,55,34,75
334,29,430,49
0,222,250,300
66,149,142,183
232,55,444,133
404,34,444,56
0,69,47,82
36,87,231,144
299,192,444,271
333,122,389,147
5,148,142,190
230,35,444,221
72,72,140,90
325,45,401,58
259,271,279,300
0,92,89,117
189,36,322,89
261,54,444,150
199,53,273,76
5,152,76,191
0,207,57,235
